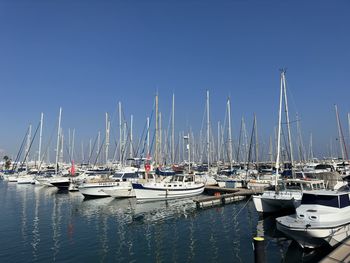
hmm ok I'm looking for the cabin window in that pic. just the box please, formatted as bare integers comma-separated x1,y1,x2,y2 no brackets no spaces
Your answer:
301,194,339,208
339,194,350,208
286,182,301,190
303,184,312,191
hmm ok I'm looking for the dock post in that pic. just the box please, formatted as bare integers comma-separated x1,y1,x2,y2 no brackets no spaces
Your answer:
253,236,265,263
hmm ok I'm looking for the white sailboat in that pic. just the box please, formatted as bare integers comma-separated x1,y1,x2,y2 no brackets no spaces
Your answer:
252,70,323,213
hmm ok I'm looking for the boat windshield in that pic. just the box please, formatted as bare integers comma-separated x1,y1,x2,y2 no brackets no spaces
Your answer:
285,182,302,190
301,193,344,208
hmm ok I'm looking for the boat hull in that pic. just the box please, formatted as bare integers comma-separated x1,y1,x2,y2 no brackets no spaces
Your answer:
78,181,120,198
103,187,135,198
276,216,350,248
132,183,205,201
253,194,300,213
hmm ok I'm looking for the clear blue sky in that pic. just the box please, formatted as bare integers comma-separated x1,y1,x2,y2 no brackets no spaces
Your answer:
1,0,350,160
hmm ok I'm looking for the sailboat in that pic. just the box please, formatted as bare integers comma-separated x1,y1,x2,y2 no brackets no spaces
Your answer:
252,70,325,213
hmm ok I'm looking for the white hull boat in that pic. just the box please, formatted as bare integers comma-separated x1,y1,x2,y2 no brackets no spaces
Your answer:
132,174,205,201
7,175,18,182
17,175,35,184
78,181,120,198
276,189,350,248
49,177,70,189
102,182,135,198
253,179,325,213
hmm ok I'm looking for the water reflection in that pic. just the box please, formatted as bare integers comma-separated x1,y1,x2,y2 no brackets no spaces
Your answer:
1,181,336,263
31,186,40,260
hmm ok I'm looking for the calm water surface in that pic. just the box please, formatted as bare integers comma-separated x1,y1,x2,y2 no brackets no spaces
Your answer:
0,181,331,262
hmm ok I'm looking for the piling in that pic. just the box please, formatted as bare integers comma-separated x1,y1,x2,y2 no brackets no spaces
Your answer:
253,236,265,263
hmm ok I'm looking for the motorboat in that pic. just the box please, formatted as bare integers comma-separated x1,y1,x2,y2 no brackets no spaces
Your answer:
276,188,350,248
132,174,205,202
49,176,70,189
102,170,141,198
253,179,325,213
78,179,121,198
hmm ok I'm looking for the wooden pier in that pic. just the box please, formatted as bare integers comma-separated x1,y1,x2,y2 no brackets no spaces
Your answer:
194,186,263,209
320,238,350,263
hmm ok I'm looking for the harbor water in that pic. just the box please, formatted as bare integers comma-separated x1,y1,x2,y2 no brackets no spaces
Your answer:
0,181,332,262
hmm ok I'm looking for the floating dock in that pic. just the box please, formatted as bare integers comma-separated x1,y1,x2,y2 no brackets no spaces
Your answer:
320,237,350,263
194,186,263,209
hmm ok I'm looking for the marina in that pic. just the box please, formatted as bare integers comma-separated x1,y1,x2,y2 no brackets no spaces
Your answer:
1,1,350,262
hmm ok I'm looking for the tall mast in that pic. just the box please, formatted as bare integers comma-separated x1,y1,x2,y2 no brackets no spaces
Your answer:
217,121,221,163
172,93,175,164
38,113,43,164
227,98,233,171
296,113,305,162
106,112,110,164
25,124,32,167
254,113,258,168
81,141,84,163
55,107,62,174
155,94,159,167
72,128,75,161
308,133,313,161
335,104,345,159
119,102,122,163
59,129,64,164
129,114,133,159
89,138,92,163
275,71,284,186
147,117,150,156
282,70,294,175
206,90,210,174
159,111,162,165
68,128,71,159
269,135,273,164
97,131,101,165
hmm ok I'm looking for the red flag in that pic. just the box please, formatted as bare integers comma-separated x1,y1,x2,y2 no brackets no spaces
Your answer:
70,160,75,176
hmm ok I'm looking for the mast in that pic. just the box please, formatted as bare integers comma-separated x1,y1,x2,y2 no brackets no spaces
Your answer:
275,71,284,186
206,90,210,174
119,102,122,164
172,93,175,164
308,133,313,161
55,107,62,175
81,141,84,163
147,117,150,156
38,113,43,164
68,128,71,159
335,105,348,160
296,113,305,162
217,121,221,163
97,131,100,165
106,112,110,164
155,94,159,167
25,124,32,168
227,98,233,171
129,114,133,159
72,128,75,161
59,129,64,164
159,111,162,165
282,70,294,176
89,138,92,163
254,113,258,169
269,136,273,164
